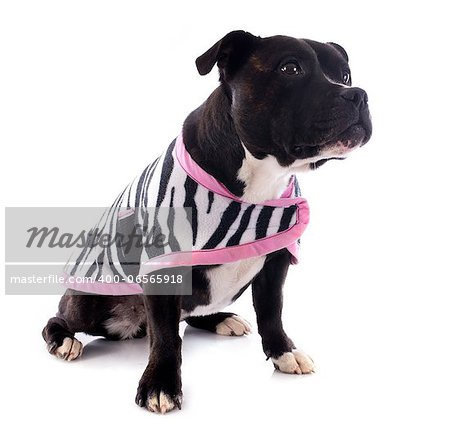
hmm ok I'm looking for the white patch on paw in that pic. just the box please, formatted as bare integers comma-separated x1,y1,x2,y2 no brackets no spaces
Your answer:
272,349,315,374
147,391,177,414
292,349,315,374
54,337,83,361
215,315,252,336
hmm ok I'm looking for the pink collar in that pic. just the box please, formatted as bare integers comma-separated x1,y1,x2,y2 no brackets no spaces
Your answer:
175,135,295,205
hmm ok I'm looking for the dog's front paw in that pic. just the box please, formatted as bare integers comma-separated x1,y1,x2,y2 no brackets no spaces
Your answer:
136,388,181,414
271,349,315,374
135,372,182,414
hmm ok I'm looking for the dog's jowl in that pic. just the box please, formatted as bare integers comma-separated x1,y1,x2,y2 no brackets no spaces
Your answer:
42,31,372,414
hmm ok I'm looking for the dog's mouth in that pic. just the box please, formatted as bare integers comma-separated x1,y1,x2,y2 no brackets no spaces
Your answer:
307,141,356,170
330,123,370,148
291,122,370,169
309,156,345,170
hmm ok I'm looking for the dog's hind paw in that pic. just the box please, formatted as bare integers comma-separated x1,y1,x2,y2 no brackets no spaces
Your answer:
49,337,83,361
215,315,252,336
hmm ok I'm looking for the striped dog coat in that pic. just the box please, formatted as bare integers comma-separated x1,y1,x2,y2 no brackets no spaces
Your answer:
64,135,310,295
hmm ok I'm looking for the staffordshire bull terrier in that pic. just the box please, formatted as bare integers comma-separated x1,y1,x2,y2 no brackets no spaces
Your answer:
42,30,372,414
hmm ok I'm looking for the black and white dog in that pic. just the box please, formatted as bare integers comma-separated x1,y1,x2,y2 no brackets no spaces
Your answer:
42,31,372,414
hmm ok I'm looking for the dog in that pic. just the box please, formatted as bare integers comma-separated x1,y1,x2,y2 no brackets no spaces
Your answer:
42,30,372,414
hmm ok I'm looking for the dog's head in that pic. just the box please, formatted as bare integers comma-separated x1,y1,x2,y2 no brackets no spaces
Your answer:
196,30,372,170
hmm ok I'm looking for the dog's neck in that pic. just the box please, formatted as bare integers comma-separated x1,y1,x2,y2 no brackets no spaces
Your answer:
183,86,292,203
183,87,246,197
237,146,293,203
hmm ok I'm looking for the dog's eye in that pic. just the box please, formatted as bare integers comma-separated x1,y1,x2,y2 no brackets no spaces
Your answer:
280,62,302,76
342,71,351,85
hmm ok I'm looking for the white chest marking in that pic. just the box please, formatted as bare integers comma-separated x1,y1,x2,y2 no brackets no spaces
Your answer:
237,147,292,204
185,256,266,318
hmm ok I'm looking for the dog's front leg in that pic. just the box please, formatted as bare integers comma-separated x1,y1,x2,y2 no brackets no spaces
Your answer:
135,291,182,414
252,249,315,374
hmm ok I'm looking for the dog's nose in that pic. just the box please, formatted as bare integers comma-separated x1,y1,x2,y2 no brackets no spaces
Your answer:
341,87,368,108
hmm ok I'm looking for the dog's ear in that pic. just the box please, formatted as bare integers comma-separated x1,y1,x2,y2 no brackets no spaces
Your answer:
327,42,349,62
195,30,260,78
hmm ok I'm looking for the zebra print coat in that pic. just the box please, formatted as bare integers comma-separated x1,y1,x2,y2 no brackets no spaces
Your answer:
64,135,310,295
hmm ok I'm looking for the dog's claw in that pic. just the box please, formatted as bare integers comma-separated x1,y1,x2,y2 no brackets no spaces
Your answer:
47,341,58,354
135,392,144,408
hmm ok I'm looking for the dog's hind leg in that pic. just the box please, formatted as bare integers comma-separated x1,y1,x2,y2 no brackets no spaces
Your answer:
42,316,83,361
186,312,252,336
43,291,148,360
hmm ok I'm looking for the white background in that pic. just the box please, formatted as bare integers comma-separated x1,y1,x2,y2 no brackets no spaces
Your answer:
1,1,449,428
